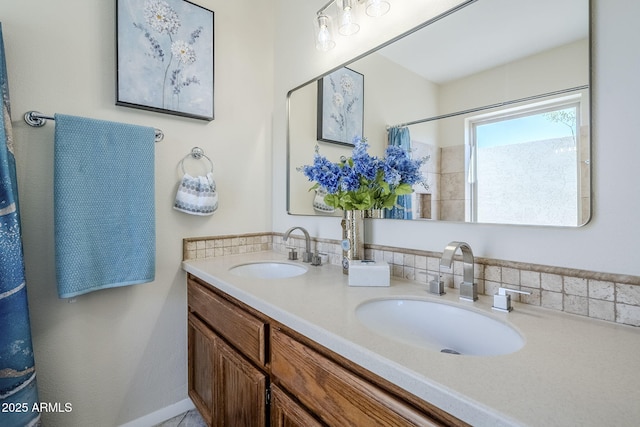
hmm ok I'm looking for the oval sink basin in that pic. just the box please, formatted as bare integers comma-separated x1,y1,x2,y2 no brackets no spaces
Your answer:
228,261,308,279
355,298,524,356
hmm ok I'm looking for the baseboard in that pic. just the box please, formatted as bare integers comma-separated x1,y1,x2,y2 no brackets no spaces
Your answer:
118,398,195,427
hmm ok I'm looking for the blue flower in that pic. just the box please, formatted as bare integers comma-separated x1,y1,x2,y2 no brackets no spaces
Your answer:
301,152,342,193
383,145,423,186
300,137,426,210
340,164,361,192
351,139,379,181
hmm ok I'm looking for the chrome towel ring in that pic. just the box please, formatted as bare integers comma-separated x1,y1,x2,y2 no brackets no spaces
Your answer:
180,147,214,175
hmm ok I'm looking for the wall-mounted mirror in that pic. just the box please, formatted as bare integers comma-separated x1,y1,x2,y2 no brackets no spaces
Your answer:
287,0,590,226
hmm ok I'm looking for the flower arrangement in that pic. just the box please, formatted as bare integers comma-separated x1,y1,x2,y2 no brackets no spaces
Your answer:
300,137,426,211
135,0,204,108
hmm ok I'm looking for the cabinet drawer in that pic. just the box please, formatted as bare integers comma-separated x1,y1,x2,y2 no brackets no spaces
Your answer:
188,278,267,366
271,328,440,427
271,384,324,427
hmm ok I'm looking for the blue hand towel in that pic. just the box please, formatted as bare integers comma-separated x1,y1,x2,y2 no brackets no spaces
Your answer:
54,114,155,298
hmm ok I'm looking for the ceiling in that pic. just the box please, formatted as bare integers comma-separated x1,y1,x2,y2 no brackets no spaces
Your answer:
378,0,589,84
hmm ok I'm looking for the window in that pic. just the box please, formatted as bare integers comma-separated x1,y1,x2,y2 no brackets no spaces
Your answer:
467,98,582,226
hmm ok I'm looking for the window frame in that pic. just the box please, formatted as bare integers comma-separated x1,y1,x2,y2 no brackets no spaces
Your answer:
465,95,583,225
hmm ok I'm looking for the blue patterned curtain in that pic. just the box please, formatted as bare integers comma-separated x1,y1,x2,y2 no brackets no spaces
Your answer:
0,23,41,427
385,126,413,220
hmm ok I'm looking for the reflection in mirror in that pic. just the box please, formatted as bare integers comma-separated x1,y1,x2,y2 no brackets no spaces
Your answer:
287,0,590,226
406,89,589,225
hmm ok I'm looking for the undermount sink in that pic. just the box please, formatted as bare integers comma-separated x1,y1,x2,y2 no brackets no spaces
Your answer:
355,298,524,356
228,261,308,279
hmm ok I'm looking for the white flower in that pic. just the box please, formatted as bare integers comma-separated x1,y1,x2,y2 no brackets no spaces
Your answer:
332,92,344,108
171,40,196,64
340,74,354,95
145,0,180,35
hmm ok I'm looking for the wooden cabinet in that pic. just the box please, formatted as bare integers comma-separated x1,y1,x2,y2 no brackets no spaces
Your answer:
271,327,441,427
188,314,267,427
188,277,268,427
214,333,267,426
270,384,324,427
188,314,215,425
188,277,267,366
187,274,466,427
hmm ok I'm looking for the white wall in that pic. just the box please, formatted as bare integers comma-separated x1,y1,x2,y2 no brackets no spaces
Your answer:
439,39,589,117
3,0,273,425
273,0,640,277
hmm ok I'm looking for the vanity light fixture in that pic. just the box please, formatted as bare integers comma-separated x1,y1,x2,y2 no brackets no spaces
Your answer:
338,0,360,36
315,14,336,51
314,0,391,51
365,0,390,17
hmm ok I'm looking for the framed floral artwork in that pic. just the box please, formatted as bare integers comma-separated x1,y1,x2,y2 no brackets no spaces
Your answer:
317,67,364,146
116,0,214,121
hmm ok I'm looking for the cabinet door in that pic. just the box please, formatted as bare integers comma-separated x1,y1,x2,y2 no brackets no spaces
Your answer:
214,335,267,427
270,384,324,427
189,313,267,427
188,315,216,426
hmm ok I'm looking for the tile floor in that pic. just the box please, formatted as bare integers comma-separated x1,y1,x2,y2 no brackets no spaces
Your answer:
154,409,206,427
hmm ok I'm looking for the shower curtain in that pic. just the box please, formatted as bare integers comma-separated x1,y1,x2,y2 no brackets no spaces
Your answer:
385,126,413,220
0,23,41,427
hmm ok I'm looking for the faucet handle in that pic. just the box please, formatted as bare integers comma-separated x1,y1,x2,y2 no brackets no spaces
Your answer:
311,251,327,266
492,287,531,312
286,246,298,261
429,279,446,296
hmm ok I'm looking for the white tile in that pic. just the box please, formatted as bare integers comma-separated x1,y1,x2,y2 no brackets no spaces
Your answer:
541,291,563,311
588,280,614,301
541,273,563,292
589,299,615,322
502,268,520,286
616,303,640,327
616,283,640,306
565,295,588,316
485,266,501,282
520,271,540,288
564,276,588,297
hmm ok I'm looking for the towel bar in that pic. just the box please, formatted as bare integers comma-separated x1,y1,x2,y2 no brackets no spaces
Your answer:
23,111,164,142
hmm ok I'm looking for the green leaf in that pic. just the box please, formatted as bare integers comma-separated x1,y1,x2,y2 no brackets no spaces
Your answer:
381,194,397,209
354,192,372,210
395,183,413,195
324,194,340,209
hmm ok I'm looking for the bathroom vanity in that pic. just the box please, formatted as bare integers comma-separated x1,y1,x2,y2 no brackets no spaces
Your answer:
183,251,640,426
188,274,458,426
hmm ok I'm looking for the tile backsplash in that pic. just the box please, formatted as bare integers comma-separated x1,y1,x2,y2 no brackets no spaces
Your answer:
183,232,640,327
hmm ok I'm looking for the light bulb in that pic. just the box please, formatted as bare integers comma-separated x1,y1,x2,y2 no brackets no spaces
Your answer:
366,0,390,17
316,15,335,51
339,0,360,36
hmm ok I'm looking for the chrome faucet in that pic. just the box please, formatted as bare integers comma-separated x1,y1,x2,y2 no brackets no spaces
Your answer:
439,241,478,301
283,227,313,263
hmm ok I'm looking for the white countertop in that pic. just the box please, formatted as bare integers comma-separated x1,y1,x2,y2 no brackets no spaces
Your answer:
182,251,640,427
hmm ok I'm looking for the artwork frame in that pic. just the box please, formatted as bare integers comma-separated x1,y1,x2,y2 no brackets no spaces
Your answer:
116,0,214,121
317,67,364,146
